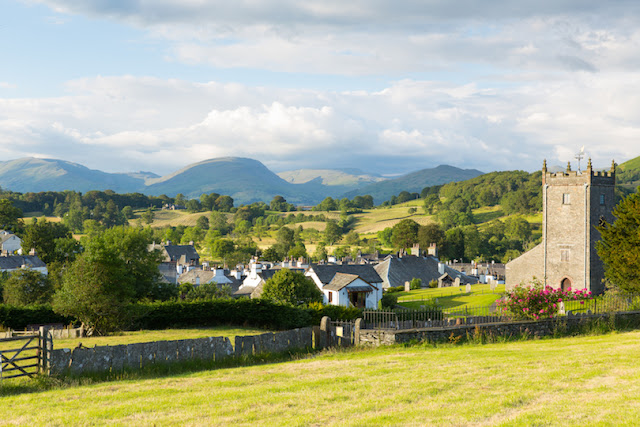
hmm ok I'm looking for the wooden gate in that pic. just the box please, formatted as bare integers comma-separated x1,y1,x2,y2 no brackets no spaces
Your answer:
0,327,52,380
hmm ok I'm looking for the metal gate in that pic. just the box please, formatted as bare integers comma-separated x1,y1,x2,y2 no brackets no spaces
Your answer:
0,327,52,380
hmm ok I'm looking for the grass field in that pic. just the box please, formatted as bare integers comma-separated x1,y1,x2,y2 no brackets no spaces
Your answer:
2,331,639,425
397,284,506,310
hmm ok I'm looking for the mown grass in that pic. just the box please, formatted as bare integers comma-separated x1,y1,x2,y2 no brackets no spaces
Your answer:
2,331,640,425
397,284,506,310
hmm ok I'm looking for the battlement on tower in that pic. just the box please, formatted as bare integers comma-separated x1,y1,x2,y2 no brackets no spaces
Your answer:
542,159,616,186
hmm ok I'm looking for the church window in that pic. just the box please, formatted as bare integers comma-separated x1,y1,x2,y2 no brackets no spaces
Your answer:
562,193,571,204
599,194,605,205
561,250,570,262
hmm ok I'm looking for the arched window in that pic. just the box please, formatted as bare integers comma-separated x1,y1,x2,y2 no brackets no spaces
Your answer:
561,277,571,291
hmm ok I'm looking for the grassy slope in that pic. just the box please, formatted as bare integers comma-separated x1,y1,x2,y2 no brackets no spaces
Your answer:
397,284,506,309
2,332,640,425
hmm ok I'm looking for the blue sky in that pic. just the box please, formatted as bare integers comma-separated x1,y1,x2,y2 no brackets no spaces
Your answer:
2,0,639,176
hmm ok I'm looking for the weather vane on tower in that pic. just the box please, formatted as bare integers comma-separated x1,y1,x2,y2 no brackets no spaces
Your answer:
575,146,585,172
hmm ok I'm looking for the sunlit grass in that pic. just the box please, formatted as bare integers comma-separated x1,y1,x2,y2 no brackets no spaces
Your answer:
2,331,640,425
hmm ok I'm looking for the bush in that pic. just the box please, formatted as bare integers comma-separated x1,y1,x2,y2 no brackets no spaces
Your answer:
498,281,592,320
410,278,422,290
379,293,398,309
386,286,404,293
428,279,438,288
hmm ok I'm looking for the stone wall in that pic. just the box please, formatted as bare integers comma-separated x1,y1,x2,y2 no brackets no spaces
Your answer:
48,326,345,376
357,311,640,346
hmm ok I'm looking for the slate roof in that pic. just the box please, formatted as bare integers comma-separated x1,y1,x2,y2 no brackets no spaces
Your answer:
309,264,383,285
324,273,376,292
178,269,242,293
374,255,477,288
162,245,200,263
0,232,19,244
0,255,46,270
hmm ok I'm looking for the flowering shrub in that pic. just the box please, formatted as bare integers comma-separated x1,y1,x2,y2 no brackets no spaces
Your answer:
498,281,592,321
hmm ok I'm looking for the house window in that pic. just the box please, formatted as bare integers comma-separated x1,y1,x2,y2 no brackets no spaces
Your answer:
599,194,605,206
328,291,333,303
561,250,570,262
562,193,571,205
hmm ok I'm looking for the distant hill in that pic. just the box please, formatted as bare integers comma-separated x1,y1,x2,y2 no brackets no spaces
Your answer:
342,165,484,204
277,168,386,193
0,158,145,193
617,155,640,188
144,157,330,205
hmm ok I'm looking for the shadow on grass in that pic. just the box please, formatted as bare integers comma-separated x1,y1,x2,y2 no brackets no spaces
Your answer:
473,209,504,223
0,346,322,397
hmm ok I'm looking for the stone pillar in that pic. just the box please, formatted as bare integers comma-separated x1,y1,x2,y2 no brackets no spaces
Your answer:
320,316,332,348
404,281,411,292
354,318,362,346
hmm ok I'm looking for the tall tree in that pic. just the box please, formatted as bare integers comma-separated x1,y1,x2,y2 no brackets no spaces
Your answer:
391,219,419,250
0,199,23,233
2,269,53,306
596,190,640,292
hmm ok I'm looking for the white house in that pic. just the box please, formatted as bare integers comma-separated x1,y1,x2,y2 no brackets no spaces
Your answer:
306,264,384,309
0,231,22,254
322,272,382,309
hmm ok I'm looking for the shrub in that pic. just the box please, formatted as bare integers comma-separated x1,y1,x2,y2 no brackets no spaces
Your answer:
410,278,422,290
498,281,592,321
0,304,71,330
428,279,438,288
386,286,404,293
379,293,398,309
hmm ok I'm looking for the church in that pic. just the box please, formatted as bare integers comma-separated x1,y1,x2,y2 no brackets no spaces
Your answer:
505,159,616,294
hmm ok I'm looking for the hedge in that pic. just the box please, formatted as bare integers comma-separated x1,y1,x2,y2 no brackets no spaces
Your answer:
131,299,362,331
0,304,72,330
0,300,362,332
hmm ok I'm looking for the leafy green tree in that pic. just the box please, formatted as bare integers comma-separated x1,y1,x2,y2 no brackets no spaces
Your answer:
210,211,231,235
122,206,134,220
288,242,308,259
53,252,134,334
262,246,280,262
597,190,640,292
377,227,393,247
196,215,210,230
214,195,234,212
270,195,294,212
141,208,155,224
0,199,23,232
261,268,322,306
184,282,232,301
180,226,205,247
316,197,337,211
211,238,235,259
504,216,532,243
391,219,419,250
2,269,53,306
185,199,202,213
442,227,465,261
21,219,75,264
313,243,328,261
324,220,342,245
345,230,360,246
417,223,445,251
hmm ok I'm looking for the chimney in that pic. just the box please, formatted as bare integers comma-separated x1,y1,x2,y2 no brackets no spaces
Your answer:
428,243,438,257
438,262,445,275
411,244,420,257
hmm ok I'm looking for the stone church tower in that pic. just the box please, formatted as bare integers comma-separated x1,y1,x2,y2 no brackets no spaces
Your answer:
506,159,616,294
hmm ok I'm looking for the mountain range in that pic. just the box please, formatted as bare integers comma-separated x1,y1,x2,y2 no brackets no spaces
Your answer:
1,156,485,205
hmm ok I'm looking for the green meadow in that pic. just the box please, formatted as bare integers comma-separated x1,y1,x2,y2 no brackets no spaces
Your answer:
1,331,639,425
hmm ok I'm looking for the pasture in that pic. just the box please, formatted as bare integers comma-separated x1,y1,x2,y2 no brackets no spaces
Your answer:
1,331,639,425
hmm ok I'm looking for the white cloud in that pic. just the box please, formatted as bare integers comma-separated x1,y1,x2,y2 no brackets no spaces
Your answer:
0,82,16,89
1,74,637,176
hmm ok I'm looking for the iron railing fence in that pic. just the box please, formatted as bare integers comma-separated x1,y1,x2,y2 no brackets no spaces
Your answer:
363,293,640,330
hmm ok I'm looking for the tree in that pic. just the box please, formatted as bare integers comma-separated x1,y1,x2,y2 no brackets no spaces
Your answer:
53,253,134,334
141,208,155,224
417,223,445,251
391,219,419,250
2,269,53,306
270,195,293,212
21,219,75,264
196,215,210,230
211,238,235,259
324,220,342,245
0,199,23,232
261,268,322,306
596,190,640,292
377,227,393,247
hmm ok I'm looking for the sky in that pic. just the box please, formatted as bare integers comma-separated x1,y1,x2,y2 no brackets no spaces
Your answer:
1,1,640,176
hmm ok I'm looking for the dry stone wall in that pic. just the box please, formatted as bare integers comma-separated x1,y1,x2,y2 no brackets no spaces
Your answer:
357,311,640,345
49,327,335,376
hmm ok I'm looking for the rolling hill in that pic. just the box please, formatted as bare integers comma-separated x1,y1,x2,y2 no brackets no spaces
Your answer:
617,155,640,188
342,164,484,204
0,157,485,206
0,158,146,193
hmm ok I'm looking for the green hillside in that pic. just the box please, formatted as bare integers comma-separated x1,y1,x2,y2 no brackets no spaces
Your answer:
0,158,145,193
342,165,484,204
618,155,640,188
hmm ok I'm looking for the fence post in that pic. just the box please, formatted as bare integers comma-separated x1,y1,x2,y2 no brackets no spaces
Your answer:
320,316,331,348
38,326,50,375
354,318,362,346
